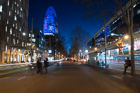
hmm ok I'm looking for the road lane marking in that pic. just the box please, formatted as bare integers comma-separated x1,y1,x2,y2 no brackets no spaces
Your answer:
112,75,122,79
0,77,9,81
18,76,26,80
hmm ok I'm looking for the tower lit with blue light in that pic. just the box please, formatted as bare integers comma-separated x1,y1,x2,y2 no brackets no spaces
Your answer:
43,6,58,35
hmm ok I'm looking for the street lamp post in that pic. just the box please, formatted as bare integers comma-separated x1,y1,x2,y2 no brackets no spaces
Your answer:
31,18,33,62
79,50,81,60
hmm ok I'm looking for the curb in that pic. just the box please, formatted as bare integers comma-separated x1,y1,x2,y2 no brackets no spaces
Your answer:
0,68,29,77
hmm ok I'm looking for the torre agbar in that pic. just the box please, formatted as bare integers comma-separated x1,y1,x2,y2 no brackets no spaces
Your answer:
0,0,29,64
87,0,140,66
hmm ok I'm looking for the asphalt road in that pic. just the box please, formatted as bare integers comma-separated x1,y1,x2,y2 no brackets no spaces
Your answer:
0,61,140,93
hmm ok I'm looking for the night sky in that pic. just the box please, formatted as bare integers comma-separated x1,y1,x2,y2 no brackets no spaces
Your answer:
28,0,104,41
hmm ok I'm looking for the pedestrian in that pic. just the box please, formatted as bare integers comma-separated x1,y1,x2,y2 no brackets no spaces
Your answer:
37,58,42,74
44,57,49,73
123,57,131,74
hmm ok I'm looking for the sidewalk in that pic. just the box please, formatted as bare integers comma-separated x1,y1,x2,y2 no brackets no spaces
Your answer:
0,61,59,76
91,63,140,78
0,66,29,77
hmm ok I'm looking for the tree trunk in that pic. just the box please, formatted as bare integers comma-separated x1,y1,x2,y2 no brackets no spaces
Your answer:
130,25,135,75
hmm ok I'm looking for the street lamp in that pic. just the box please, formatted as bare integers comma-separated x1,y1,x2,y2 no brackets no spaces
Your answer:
94,47,97,50
48,50,52,53
85,50,88,53
124,35,129,40
79,50,81,60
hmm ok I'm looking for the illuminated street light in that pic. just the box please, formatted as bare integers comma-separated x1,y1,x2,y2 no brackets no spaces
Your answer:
124,35,129,39
94,47,97,50
48,50,52,53
111,33,114,36
85,50,88,53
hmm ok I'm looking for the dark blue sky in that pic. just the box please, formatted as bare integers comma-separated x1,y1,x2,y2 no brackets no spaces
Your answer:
28,0,104,41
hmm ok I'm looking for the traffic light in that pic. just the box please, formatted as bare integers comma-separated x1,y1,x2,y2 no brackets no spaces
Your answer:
118,43,122,51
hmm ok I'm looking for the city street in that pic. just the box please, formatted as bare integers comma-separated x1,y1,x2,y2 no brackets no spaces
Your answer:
0,61,140,93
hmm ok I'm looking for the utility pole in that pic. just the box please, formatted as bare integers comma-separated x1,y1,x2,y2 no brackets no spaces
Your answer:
31,18,33,62
104,19,107,67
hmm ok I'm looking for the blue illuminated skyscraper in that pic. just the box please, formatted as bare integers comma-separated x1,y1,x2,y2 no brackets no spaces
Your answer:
43,6,58,35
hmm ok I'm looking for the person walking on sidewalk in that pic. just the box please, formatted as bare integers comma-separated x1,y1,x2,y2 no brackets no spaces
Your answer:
123,57,131,74
37,58,42,74
44,57,49,73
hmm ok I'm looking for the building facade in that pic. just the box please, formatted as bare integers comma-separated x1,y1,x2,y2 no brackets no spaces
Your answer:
28,28,46,61
87,0,140,66
0,0,29,63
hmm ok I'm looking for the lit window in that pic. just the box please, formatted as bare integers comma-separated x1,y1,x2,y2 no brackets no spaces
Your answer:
12,4,14,10
7,37,9,42
13,23,14,27
13,39,16,44
10,28,12,34
29,34,31,37
16,23,17,29
15,8,16,13
17,10,19,15
17,39,19,44
18,33,20,38
20,12,22,17
20,7,22,11
32,39,36,42
5,45,8,51
137,9,140,14
20,0,21,2
22,42,24,46
32,43,35,46
0,5,2,12
19,26,21,31
15,2,16,4
14,16,17,21
32,34,34,37
9,11,11,16
17,4,19,7
7,18,9,24
19,49,20,52
5,26,7,32
7,0,9,6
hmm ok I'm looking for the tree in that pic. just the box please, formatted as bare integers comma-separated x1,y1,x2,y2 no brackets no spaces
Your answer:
69,27,90,57
55,34,68,57
74,0,139,75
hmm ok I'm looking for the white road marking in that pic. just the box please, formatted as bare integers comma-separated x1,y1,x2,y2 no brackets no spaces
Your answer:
112,75,122,79
0,77,9,81
18,76,26,80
